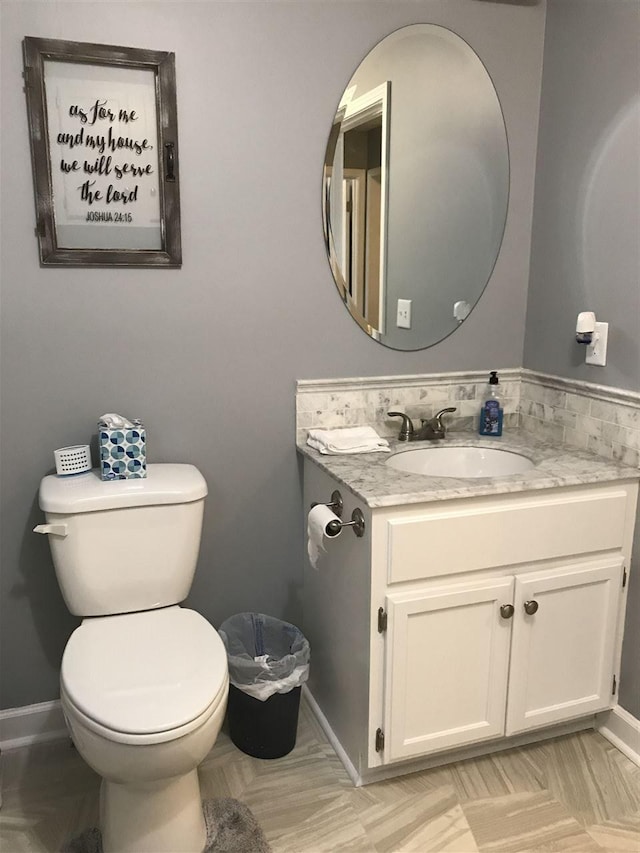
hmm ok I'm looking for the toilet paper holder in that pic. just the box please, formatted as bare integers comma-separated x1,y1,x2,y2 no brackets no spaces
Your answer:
311,489,343,518
311,489,366,538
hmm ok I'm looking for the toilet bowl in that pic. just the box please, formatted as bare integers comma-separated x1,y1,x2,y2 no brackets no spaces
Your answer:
60,606,229,853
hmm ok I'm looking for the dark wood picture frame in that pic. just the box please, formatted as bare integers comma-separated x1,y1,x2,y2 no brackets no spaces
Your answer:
23,37,181,267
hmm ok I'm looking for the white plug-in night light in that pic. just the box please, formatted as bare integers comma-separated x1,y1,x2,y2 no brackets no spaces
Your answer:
576,312,596,344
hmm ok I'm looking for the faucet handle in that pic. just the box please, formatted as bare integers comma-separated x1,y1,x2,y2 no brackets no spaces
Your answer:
434,407,457,427
387,412,414,441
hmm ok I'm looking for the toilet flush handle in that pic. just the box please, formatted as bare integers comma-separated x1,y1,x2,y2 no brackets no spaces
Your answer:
33,523,68,537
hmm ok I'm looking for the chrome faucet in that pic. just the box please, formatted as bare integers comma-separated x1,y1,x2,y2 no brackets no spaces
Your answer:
388,407,457,442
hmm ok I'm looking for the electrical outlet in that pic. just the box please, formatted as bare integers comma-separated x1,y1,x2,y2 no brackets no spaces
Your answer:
397,299,411,329
585,322,609,366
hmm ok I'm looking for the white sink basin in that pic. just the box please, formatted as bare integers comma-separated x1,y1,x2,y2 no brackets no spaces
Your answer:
386,446,535,479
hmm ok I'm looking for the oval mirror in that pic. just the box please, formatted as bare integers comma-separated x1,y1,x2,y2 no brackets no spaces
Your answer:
323,25,509,350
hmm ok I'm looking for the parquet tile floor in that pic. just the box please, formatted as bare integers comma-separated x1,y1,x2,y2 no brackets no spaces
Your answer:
1,699,638,852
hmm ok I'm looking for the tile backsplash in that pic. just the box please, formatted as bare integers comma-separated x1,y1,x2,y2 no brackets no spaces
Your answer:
296,369,640,469
296,370,521,438
519,373,640,469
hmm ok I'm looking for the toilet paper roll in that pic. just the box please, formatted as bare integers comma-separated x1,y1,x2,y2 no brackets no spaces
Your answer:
307,504,342,569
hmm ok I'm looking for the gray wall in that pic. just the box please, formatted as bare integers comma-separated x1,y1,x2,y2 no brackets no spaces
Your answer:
524,0,639,716
524,0,640,392
0,0,545,709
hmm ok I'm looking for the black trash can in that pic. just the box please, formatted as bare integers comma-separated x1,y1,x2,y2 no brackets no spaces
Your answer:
219,613,310,760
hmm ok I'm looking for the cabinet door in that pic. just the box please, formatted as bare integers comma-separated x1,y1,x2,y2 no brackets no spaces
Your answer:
383,578,514,762
506,558,623,736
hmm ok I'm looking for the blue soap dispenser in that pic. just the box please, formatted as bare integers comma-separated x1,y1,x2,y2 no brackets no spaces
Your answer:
479,371,503,436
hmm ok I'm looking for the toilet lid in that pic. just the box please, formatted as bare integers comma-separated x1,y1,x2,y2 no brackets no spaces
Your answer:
61,607,228,735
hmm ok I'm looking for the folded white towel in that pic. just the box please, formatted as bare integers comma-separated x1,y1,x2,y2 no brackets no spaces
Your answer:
307,426,390,454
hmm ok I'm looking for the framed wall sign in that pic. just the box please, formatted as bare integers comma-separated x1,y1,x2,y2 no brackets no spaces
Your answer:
22,37,181,267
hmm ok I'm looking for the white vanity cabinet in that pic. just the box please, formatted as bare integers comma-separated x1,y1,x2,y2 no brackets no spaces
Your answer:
383,557,623,763
302,458,638,784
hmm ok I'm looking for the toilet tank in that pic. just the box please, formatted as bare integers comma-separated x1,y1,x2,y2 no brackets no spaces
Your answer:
38,464,208,616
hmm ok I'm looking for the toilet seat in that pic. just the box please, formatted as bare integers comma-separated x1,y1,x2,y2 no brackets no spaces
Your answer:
61,606,228,743
61,676,228,746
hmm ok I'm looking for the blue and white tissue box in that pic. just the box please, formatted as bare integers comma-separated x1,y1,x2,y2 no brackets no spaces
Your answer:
99,420,146,480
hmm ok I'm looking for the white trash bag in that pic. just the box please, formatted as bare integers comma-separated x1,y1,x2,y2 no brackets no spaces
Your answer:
219,613,310,701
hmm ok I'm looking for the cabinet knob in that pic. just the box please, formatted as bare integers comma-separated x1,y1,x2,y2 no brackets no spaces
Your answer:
500,604,514,619
524,599,539,615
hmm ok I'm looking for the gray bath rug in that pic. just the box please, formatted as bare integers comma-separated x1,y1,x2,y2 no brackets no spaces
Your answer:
62,797,271,853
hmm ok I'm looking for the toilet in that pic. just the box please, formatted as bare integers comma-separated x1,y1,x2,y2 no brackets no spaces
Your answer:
34,464,229,853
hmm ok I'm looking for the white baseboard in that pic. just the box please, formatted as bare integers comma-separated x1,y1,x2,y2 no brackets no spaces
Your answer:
302,686,363,786
0,700,68,751
597,705,640,767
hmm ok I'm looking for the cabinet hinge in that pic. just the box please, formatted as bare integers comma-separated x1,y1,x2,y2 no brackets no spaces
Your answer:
622,567,627,588
375,727,385,752
22,67,32,89
612,675,617,695
377,607,387,633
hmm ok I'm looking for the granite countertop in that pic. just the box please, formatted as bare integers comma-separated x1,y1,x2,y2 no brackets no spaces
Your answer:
297,429,640,508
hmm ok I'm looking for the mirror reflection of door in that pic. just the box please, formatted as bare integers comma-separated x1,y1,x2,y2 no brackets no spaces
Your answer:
341,121,383,330
324,82,390,337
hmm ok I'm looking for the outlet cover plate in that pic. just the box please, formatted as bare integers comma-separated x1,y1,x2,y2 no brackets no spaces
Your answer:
396,299,411,329
585,321,609,366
